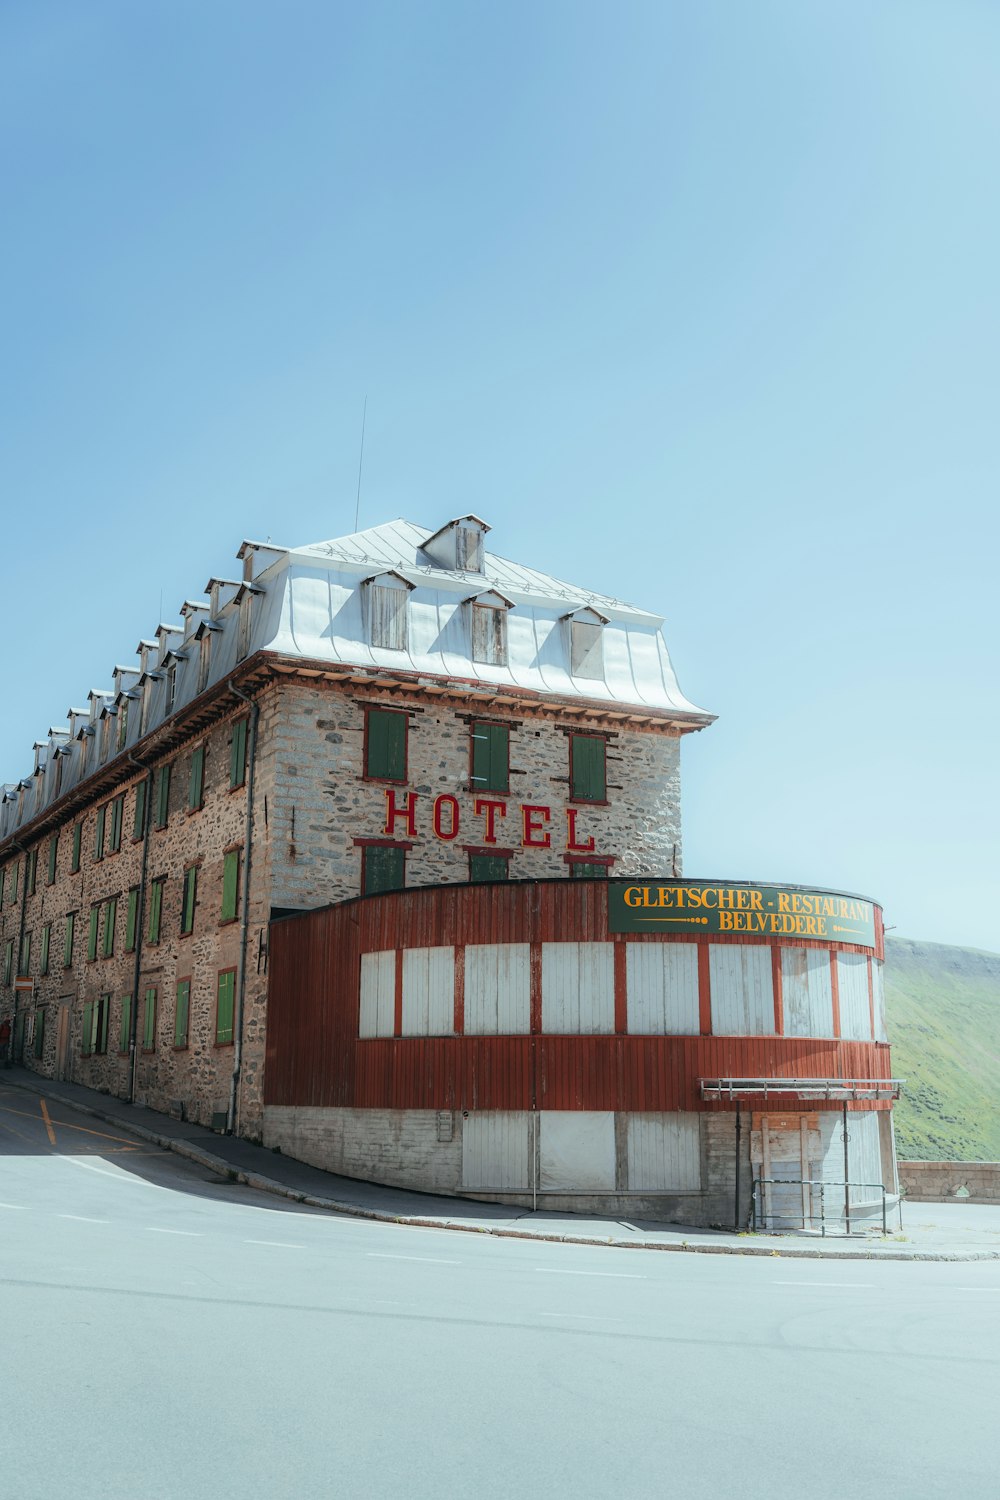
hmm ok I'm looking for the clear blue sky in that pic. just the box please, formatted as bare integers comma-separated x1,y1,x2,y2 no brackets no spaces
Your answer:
2,1,997,950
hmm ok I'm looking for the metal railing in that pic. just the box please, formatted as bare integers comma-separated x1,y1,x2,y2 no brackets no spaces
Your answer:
751,1177,903,1237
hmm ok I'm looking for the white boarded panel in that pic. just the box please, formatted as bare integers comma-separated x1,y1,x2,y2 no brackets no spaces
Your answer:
462,1112,532,1190
401,946,455,1036
627,1114,701,1191
836,952,871,1040
815,1111,884,1198
781,946,834,1037
872,960,888,1041
464,944,531,1035
709,945,774,1035
626,944,699,1035
541,942,614,1034
359,950,395,1038
540,1112,615,1191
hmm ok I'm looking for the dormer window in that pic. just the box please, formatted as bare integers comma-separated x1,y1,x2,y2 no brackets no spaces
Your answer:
566,607,609,681
166,662,177,715
364,571,414,651
422,514,490,573
469,590,513,667
117,697,129,750
237,590,252,660
100,713,113,762
198,633,212,693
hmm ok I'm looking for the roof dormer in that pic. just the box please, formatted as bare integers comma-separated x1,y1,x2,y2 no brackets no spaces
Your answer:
155,624,184,667
466,589,514,667
563,606,610,681
423,515,490,574
362,570,414,651
205,577,242,617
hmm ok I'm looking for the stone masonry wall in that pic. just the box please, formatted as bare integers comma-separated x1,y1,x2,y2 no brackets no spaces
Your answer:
899,1161,1000,1203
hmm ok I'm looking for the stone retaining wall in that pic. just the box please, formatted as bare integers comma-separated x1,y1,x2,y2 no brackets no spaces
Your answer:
899,1161,1000,1203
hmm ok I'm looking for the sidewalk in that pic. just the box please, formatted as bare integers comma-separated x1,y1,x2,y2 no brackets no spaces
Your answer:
5,1067,1000,1261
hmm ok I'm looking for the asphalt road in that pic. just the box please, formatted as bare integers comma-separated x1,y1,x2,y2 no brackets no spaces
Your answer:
2,1080,998,1500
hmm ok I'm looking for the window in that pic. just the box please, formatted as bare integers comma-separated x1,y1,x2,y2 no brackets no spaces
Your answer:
83,995,109,1057
140,679,152,735
47,834,58,885
221,850,241,923
109,795,124,853
189,746,205,811
470,721,509,794
197,634,211,693
155,763,171,828
26,848,37,896
570,861,610,879
570,734,607,803
63,912,75,968
362,844,405,895
230,718,248,789
100,714,112,761
364,709,407,782
133,779,147,840
3,939,12,985
118,697,129,749
102,896,117,958
237,592,253,660
216,969,236,1045
180,866,197,935
119,993,133,1054
142,987,157,1051
125,887,139,952
455,525,483,572
19,930,31,975
71,822,82,872
569,614,605,679
54,752,64,797
40,923,51,976
174,979,191,1048
165,662,177,716
147,878,165,944
9,863,18,902
471,602,509,666
469,853,509,882
87,907,100,961
367,576,410,650
94,806,106,862
33,1008,44,1060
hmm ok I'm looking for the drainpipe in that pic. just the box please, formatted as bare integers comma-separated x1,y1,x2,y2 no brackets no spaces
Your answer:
226,683,260,1137
126,755,154,1104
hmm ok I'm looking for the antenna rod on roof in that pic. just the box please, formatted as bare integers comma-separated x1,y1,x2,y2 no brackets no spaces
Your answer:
354,395,367,533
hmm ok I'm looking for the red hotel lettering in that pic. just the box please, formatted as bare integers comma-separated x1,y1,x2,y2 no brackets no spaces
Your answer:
522,805,551,848
565,808,595,853
474,798,507,845
383,788,418,838
433,794,460,841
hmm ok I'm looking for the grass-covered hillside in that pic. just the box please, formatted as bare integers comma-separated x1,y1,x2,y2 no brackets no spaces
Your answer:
886,936,1000,1162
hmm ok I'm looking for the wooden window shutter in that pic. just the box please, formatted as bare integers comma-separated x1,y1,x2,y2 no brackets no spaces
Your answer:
570,734,606,802
64,913,75,967
175,981,190,1047
148,881,163,944
181,868,197,934
71,823,82,871
362,845,405,895
189,747,205,811
366,710,406,781
87,907,99,961
156,764,171,828
82,1001,93,1055
120,993,132,1054
471,722,509,793
102,898,117,957
47,835,58,885
133,779,147,840
230,718,248,788
94,806,106,861
125,889,139,952
221,851,240,922
143,988,157,1050
216,971,235,1044
469,854,509,883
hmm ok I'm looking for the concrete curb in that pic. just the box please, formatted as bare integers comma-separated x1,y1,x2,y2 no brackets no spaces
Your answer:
7,1076,1000,1262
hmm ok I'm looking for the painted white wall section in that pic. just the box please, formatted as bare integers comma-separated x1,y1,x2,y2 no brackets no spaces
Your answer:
626,1114,701,1191
359,950,395,1038
625,943,699,1034
540,1112,616,1191
464,944,531,1034
541,942,615,1034
781,947,834,1037
462,1112,533,1191
401,946,455,1036
709,945,774,1035
836,952,871,1040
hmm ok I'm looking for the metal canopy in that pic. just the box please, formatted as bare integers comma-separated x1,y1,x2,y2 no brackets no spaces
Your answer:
699,1077,904,1102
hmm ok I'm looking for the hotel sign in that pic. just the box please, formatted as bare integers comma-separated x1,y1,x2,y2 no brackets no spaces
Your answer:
608,881,877,947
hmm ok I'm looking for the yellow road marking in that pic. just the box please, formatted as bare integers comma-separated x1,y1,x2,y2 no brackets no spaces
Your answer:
39,1099,56,1146
0,1101,141,1148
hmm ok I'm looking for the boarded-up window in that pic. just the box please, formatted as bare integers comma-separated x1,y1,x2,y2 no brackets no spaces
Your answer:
197,634,211,693
626,943,700,1035
365,709,407,781
362,844,405,895
627,1114,702,1191
570,619,604,679
781,947,834,1038
709,945,774,1035
359,950,396,1037
465,944,530,1034
455,526,483,572
469,853,509,883
401,946,455,1036
237,592,253,660
570,734,606,801
541,942,615,1034
836,952,871,1040
368,578,409,650
472,605,507,665
470,721,508,793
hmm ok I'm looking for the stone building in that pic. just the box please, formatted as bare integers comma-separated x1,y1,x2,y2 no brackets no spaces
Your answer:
0,514,713,1141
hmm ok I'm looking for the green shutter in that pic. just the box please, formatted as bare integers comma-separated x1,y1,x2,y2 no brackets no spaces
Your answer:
33,1009,45,1059
216,970,235,1044
102,897,117,957
221,851,240,922
71,822,82,871
3,939,13,985
471,722,509,793
94,806,106,861
19,931,31,974
26,850,37,896
125,888,138,952
181,868,197,934
120,993,133,1053
98,995,110,1054
570,734,607,802
88,907,99,961
156,764,171,828
230,718,248,788
109,796,123,852
81,1001,93,1056
148,880,163,943
133,779,147,840
189,747,205,811
174,980,190,1047
469,854,509,883
0,867,5,904
570,861,609,880
40,924,51,976
47,834,58,884
362,844,405,895
10,864,18,901
64,913,75,968
366,710,406,780
143,987,156,1050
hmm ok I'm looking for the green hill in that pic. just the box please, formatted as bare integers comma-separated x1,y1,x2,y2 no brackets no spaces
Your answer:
886,936,1000,1162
